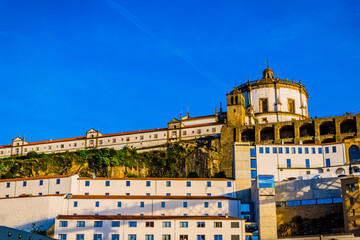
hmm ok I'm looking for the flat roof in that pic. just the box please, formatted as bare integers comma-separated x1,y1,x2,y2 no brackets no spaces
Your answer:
71,195,236,200
79,177,233,181
57,215,242,220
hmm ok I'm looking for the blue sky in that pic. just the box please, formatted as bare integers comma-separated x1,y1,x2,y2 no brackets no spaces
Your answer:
0,0,359,144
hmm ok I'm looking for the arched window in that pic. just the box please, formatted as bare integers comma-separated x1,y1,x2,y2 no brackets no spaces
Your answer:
235,96,238,105
231,96,234,105
349,145,360,164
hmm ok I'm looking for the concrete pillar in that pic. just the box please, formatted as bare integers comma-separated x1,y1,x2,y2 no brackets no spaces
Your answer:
274,125,281,144
335,118,342,142
314,119,321,144
233,142,252,202
294,121,301,144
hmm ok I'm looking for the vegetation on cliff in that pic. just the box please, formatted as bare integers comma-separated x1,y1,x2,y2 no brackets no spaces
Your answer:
0,139,226,179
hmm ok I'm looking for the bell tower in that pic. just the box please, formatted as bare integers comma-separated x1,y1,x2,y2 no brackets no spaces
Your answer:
226,87,246,126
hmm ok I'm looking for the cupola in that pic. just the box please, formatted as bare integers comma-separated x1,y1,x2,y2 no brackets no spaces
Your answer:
262,67,274,79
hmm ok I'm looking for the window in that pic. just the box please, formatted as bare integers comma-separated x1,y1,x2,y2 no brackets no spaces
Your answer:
180,221,188,228
333,197,342,203
312,147,316,154
197,129,201,134
85,193,89,195
298,148,302,154
162,221,171,228
126,137,130,142
93,234,102,240
111,235,120,240
126,181,130,186
326,158,331,167
287,200,301,206
146,181,151,187
259,147,264,154
183,202,188,208
166,181,171,187
145,235,154,240
285,147,289,154
317,198,332,204
347,183,356,192
23,181,27,187
146,221,154,227
38,193,42,195
212,127,216,132
117,201,122,207
251,170,257,178
39,180,43,186
126,193,130,196
85,181,90,186
305,147,309,154
95,201,99,207
59,221,68,227
325,147,329,154
332,146,337,153
214,235,223,240
227,181,232,187
301,199,316,205
49,146,52,150
291,147,296,154
56,191,60,194
204,202,209,208
305,159,310,168
74,143,77,147
207,181,211,187
99,140,103,145
6,182,10,188
161,202,165,208
260,98,268,113
59,234,67,240
111,221,120,227
180,235,188,240
76,221,85,227
94,221,103,227
353,209,356,216
273,147,277,154
250,148,256,157
129,221,137,227
186,181,191,187
140,201,145,208
278,147,283,154
318,147,323,154
231,235,240,240
258,175,275,188
105,181,110,187
162,235,171,240
231,222,240,228
76,234,84,240
265,147,270,154
197,222,205,228
214,222,222,228
288,98,295,113
197,235,205,240
128,235,136,240
154,134,158,139
74,201,78,207
146,193,150,196
287,159,291,168
56,179,61,184
250,159,257,168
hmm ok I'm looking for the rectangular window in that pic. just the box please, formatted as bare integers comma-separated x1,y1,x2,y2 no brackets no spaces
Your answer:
326,158,331,167
197,222,205,228
95,201,99,207
317,198,332,204
162,235,171,240
145,235,154,240
117,201,122,207
305,159,310,168
93,234,102,240
146,181,151,187
273,147,277,154
350,198,355,205
56,179,60,184
214,235,223,240
218,202,222,208
333,197,342,203
111,235,120,240
105,181,110,187
259,147,263,154
161,202,165,208
180,221,188,228
129,221,137,227
260,98,268,113
298,148,302,154
332,146,337,153
325,147,329,153
126,181,130,186
186,181,191,187
291,147,296,154
99,140,103,145
166,181,171,187
287,200,301,206
59,221,68,227
278,147,283,154
76,234,84,240
162,221,171,228
183,202,188,208
112,221,120,227
312,147,316,154
146,221,154,227
258,175,275,188
285,147,290,154
231,235,240,240
251,170,257,178
6,182,10,188
207,181,211,187
126,137,130,142
179,235,188,240
287,159,291,168
250,148,256,157
250,159,257,168
85,181,90,186
288,98,295,113
128,235,136,240
39,180,43,186
59,234,67,240
140,202,144,208
94,221,103,227
318,147,323,154
214,222,222,228
305,147,309,154
197,235,205,240
23,181,27,187
204,202,209,208
231,222,240,228
301,199,316,205
74,201,78,207
76,221,85,227
227,181,232,187
265,147,270,154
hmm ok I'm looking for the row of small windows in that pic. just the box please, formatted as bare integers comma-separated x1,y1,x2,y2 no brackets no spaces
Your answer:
259,146,337,154
276,197,342,207
74,201,223,209
80,192,220,197
85,180,232,188
58,234,239,240
5,179,61,188
285,158,332,168
59,220,234,228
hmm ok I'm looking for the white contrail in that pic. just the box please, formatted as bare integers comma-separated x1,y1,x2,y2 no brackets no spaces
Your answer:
104,0,230,89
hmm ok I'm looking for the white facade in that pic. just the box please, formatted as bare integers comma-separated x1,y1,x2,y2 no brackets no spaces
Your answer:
255,142,353,181
54,215,246,240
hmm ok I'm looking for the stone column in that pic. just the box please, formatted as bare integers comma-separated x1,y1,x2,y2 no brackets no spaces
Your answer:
314,119,321,144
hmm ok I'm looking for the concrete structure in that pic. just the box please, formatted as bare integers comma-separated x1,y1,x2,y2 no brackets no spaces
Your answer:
341,174,360,236
54,215,246,240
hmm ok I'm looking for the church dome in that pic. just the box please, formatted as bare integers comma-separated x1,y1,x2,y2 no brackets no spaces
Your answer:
262,67,274,79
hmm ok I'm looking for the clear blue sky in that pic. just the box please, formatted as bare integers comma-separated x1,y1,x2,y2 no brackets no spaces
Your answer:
0,0,359,145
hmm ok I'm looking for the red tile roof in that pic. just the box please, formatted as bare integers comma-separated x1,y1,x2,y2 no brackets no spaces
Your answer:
57,215,242,220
